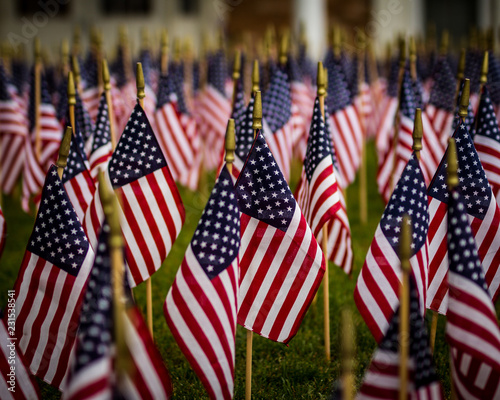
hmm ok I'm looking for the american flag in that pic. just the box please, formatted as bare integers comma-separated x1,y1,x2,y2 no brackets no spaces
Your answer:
0,205,5,257
0,64,27,194
324,56,363,189
355,153,429,342
357,275,443,400
88,93,113,182
84,102,185,287
13,165,94,388
295,97,340,237
262,66,294,182
165,165,239,400
74,91,95,157
80,54,101,122
236,131,325,343
424,56,456,146
488,52,500,126
197,50,232,171
0,312,40,399
22,69,61,213
64,220,172,400
427,123,500,314
155,71,198,182
474,87,500,205
61,130,95,223
446,187,500,398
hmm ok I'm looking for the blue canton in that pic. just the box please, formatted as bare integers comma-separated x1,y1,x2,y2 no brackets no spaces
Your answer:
56,76,68,123
75,91,95,143
464,49,481,94
109,103,166,189
476,87,500,142
262,67,292,133
387,57,401,98
323,56,351,114
191,166,240,279
0,64,12,101
231,77,246,123
488,52,500,105
447,189,490,294
428,123,490,220
235,94,255,160
28,68,53,133
207,50,227,96
236,132,295,231
380,275,439,388
170,62,188,115
27,165,89,276
400,69,417,120
62,132,88,183
429,57,456,112
92,94,111,153
156,73,177,109
381,154,428,257
304,97,335,182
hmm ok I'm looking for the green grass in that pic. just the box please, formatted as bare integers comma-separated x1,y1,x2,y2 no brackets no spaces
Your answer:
0,140,455,398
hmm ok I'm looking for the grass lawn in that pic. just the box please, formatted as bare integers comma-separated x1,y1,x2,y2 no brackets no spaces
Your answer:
0,140,456,398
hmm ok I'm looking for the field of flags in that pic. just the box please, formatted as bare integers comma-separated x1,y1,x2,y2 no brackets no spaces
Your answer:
2,23,500,399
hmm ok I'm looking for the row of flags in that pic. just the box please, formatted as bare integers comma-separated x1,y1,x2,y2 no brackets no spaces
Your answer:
2,29,500,398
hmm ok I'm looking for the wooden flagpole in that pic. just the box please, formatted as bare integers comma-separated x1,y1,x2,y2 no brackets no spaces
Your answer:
56,127,73,179
67,71,76,135
34,37,42,163
398,213,411,400
102,59,117,150
245,90,262,400
341,309,354,400
317,62,331,361
136,62,154,337
232,50,241,109
160,29,169,77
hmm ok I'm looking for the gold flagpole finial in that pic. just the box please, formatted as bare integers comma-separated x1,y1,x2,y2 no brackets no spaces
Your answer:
279,30,289,66
458,78,470,120
333,26,341,58
136,62,145,101
457,48,466,82
71,55,81,87
225,119,236,165
160,29,168,52
400,215,412,272
141,27,150,50
299,21,307,48
173,37,181,64
399,37,406,67
102,59,111,91
72,26,81,56
253,91,262,131
233,50,241,81
56,126,73,173
160,29,169,75
252,59,260,94
61,39,69,64
480,51,489,86
439,30,449,56
447,138,459,190
412,108,423,158
317,61,326,97
34,37,41,63
67,70,76,106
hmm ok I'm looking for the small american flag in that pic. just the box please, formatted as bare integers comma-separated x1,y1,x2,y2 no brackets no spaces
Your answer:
64,220,172,400
427,123,500,314
22,69,61,213
236,131,325,343
155,71,198,182
84,102,185,287
0,312,40,399
357,275,443,399
88,93,113,182
0,64,27,194
230,92,256,179
446,187,500,398
74,91,95,157
13,165,94,388
61,130,95,223
424,56,456,146
295,96,340,237
80,54,101,123
355,153,429,341
262,65,294,182
324,56,363,189
474,87,500,205
165,165,240,399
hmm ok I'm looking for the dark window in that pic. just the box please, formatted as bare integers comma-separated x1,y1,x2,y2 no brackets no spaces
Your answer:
17,0,70,16
101,0,152,15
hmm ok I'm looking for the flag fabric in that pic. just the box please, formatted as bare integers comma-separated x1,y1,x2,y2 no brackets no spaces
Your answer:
74,91,95,157
427,123,500,314
236,131,325,343
229,92,255,179
22,70,61,213
262,66,294,182
80,55,101,122
83,102,185,287
295,97,340,237
155,71,198,183
165,166,240,400
88,93,113,182
0,64,27,194
0,311,40,399
12,165,94,388
357,275,443,400
324,56,363,189
64,220,172,400
487,52,500,126
474,87,500,205
424,56,456,146
61,131,95,223
446,186,500,398
355,152,429,341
